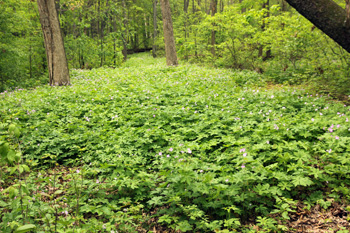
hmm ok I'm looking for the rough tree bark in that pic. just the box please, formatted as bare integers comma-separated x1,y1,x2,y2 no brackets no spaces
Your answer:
160,0,178,66
37,0,70,86
285,0,350,53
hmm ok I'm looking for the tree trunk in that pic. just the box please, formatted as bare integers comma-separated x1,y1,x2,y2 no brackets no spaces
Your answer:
259,0,271,60
193,0,198,57
184,0,190,60
220,0,224,12
285,0,350,53
112,16,118,66
281,0,288,11
239,0,246,13
122,0,128,61
184,0,190,40
153,0,158,58
29,45,32,79
160,0,178,66
37,0,70,86
144,13,149,48
210,0,217,57
98,0,104,67
184,0,190,13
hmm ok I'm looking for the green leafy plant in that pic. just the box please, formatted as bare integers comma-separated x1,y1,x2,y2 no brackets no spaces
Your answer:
1,54,350,232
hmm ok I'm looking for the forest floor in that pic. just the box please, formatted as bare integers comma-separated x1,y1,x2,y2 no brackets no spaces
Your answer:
1,53,350,232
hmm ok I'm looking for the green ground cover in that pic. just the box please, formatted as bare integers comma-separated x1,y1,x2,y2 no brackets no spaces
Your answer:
1,54,350,232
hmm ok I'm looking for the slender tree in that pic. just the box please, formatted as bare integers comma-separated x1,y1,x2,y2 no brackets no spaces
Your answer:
184,0,190,39
210,0,217,56
184,0,190,59
160,0,178,66
193,0,199,57
259,0,272,60
152,0,158,58
239,0,246,13
37,0,70,86
285,0,350,53
121,0,128,61
280,0,289,11
219,0,224,12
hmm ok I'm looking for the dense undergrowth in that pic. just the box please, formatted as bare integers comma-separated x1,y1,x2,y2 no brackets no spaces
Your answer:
1,54,350,232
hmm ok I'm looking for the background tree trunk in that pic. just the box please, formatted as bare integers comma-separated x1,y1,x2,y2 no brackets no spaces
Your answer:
285,0,350,53
153,0,158,58
121,0,128,61
160,0,178,66
184,0,190,60
193,0,199,57
239,0,246,13
280,0,289,11
37,0,70,86
210,0,217,57
259,0,271,60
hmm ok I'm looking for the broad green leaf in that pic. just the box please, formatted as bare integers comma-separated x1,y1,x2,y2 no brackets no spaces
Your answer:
14,224,36,233
0,142,9,157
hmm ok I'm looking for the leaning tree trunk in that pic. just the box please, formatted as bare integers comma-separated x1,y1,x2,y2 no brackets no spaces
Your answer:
285,0,350,53
37,0,70,86
160,0,178,66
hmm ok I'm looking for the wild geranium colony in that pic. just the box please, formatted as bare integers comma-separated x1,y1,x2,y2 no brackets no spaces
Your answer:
1,54,350,232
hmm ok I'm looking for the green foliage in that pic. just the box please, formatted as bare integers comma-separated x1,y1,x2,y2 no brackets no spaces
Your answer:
172,1,350,97
2,0,350,99
0,0,46,92
0,123,22,167
64,29,124,69
1,54,350,231
59,0,150,69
